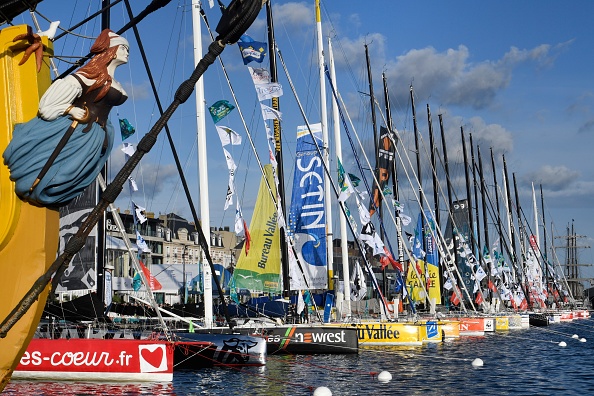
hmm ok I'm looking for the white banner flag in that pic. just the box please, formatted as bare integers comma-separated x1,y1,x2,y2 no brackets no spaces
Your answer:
216,125,242,146
255,82,283,101
248,67,271,84
260,103,282,121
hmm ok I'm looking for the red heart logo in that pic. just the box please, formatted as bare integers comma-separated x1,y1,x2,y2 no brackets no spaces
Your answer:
141,346,164,368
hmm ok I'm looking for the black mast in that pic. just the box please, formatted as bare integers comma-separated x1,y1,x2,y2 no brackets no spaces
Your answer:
266,1,290,299
512,172,531,307
382,73,402,264
477,147,491,298
427,105,439,228
460,127,476,257
469,133,481,251
364,44,386,296
439,114,457,306
97,0,110,310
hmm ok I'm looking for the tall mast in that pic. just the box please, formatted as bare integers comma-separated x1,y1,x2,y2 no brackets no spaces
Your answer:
540,184,549,287
191,0,212,328
329,37,350,314
502,155,517,281
410,86,422,211
427,105,439,227
469,133,481,251
266,0,290,298
97,0,110,309
365,44,385,295
490,149,504,259
477,147,490,295
315,0,334,289
460,127,476,256
439,114,457,304
383,73,403,264
513,172,530,305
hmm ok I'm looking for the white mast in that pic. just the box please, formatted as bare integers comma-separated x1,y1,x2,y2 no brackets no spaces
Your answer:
315,0,334,288
328,37,351,316
532,182,540,248
192,0,212,328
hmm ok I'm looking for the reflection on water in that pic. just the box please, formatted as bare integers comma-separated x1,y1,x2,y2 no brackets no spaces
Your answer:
4,320,594,395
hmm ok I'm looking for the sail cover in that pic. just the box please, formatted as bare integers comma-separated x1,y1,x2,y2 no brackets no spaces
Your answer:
288,123,327,290
232,164,282,294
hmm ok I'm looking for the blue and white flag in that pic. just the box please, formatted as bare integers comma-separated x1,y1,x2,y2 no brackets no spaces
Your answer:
288,123,327,290
135,230,151,253
238,34,267,65
254,82,283,101
260,103,282,121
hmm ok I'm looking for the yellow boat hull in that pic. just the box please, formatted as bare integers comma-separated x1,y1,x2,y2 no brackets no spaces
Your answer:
0,25,58,391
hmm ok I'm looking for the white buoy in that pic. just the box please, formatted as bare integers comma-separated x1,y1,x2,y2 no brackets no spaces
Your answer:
558,341,567,347
313,386,332,396
580,338,587,343
572,334,579,339
377,371,392,383
471,358,484,367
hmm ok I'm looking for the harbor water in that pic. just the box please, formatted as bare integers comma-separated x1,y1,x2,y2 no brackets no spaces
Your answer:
4,319,594,395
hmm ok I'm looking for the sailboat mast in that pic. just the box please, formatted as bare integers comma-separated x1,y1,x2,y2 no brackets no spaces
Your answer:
328,37,351,314
191,0,213,328
365,44,386,295
502,155,518,281
439,114,458,304
315,0,334,289
477,146,493,305
427,105,439,227
477,147,489,251
513,172,531,306
383,73,403,264
97,0,110,309
266,1,290,298
490,149,504,257
460,127,475,255
540,184,549,288
469,133,481,251
410,86,422,211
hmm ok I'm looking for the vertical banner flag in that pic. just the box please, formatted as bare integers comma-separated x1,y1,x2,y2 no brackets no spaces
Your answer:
223,147,237,210
424,210,442,304
288,123,327,290
368,126,395,217
232,165,281,293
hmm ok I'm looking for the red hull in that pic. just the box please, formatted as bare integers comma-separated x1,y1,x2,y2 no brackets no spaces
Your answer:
13,339,176,382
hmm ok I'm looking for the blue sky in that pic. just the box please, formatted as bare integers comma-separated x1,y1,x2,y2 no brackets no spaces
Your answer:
14,1,594,287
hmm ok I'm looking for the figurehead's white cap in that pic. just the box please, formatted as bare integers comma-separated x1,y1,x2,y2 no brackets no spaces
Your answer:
109,32,129,48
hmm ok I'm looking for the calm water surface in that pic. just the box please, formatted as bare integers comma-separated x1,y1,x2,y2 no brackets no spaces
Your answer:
4,320,594,395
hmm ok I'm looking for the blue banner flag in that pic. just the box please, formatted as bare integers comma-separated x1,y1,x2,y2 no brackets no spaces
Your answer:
209,99,235,124
238,34,267,65
288,123,327,290
119,118,135,141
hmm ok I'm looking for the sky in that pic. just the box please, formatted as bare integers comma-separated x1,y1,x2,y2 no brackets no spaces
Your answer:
10,1,594,288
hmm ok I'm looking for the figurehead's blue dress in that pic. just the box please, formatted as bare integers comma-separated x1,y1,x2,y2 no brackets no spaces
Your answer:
2,74,127,207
